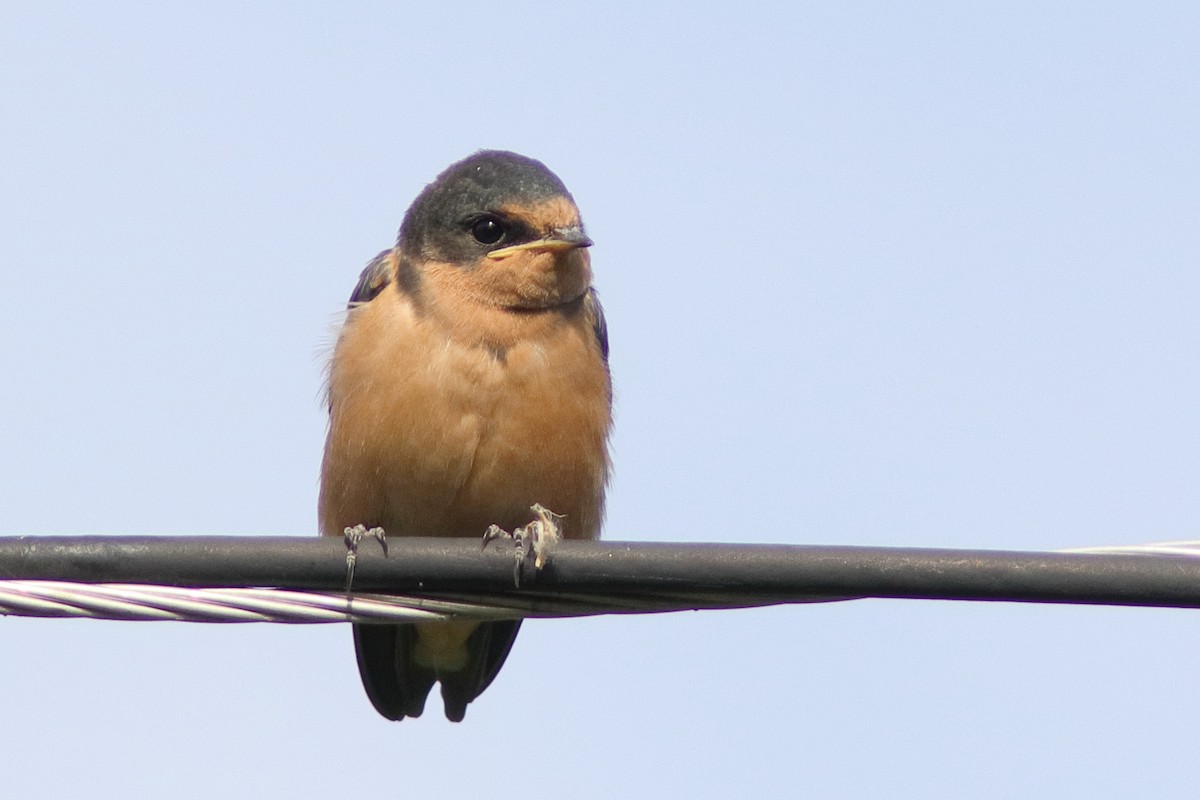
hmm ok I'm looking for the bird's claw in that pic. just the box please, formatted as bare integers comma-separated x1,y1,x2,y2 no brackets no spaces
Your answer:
343,524,388,597
482,504,563,587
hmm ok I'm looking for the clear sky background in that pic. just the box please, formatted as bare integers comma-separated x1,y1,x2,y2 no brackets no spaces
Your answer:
1,3,1198,798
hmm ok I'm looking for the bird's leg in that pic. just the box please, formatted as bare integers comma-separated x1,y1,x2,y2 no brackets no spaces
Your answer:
481,504,564,587
343,524,388,596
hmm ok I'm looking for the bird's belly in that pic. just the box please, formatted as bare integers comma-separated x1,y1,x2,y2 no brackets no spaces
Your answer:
417,338,609,537
354,334,608,539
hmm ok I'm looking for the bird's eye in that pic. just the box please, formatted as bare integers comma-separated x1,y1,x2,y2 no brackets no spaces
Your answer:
470,216,506,245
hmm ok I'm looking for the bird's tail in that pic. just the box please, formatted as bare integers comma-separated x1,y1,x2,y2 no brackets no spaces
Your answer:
352,620,523,722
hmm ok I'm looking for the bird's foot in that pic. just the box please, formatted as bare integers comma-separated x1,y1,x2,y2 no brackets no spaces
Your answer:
481,524,522,585
343,524,388,596
525,504,564,569
482,503,564,587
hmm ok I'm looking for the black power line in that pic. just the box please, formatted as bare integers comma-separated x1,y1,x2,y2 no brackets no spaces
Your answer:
0,536,1196,616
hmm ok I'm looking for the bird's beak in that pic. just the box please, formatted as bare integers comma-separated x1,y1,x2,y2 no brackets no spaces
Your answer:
486,226,593,260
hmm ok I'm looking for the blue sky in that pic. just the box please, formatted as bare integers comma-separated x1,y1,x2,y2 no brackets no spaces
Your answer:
1,3,1198,797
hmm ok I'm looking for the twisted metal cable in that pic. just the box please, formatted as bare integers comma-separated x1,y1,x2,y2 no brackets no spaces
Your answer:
0,582,531,623
1063,540,1200,557
0,581,836,623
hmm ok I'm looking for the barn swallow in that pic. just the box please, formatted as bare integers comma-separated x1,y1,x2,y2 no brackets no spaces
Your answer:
319,151,612,722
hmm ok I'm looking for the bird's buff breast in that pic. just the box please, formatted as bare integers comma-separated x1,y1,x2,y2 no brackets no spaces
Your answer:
321,290,609,540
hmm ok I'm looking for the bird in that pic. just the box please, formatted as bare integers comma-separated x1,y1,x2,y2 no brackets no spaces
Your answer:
318,150,612,722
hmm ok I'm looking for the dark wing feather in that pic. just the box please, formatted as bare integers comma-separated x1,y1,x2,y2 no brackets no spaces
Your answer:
585,287,609,361
353,620,522,722
352,624,435,720
348,249,395,308
438,620,524,722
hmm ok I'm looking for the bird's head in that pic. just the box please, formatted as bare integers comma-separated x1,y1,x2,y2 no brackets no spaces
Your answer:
396,151,593,311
